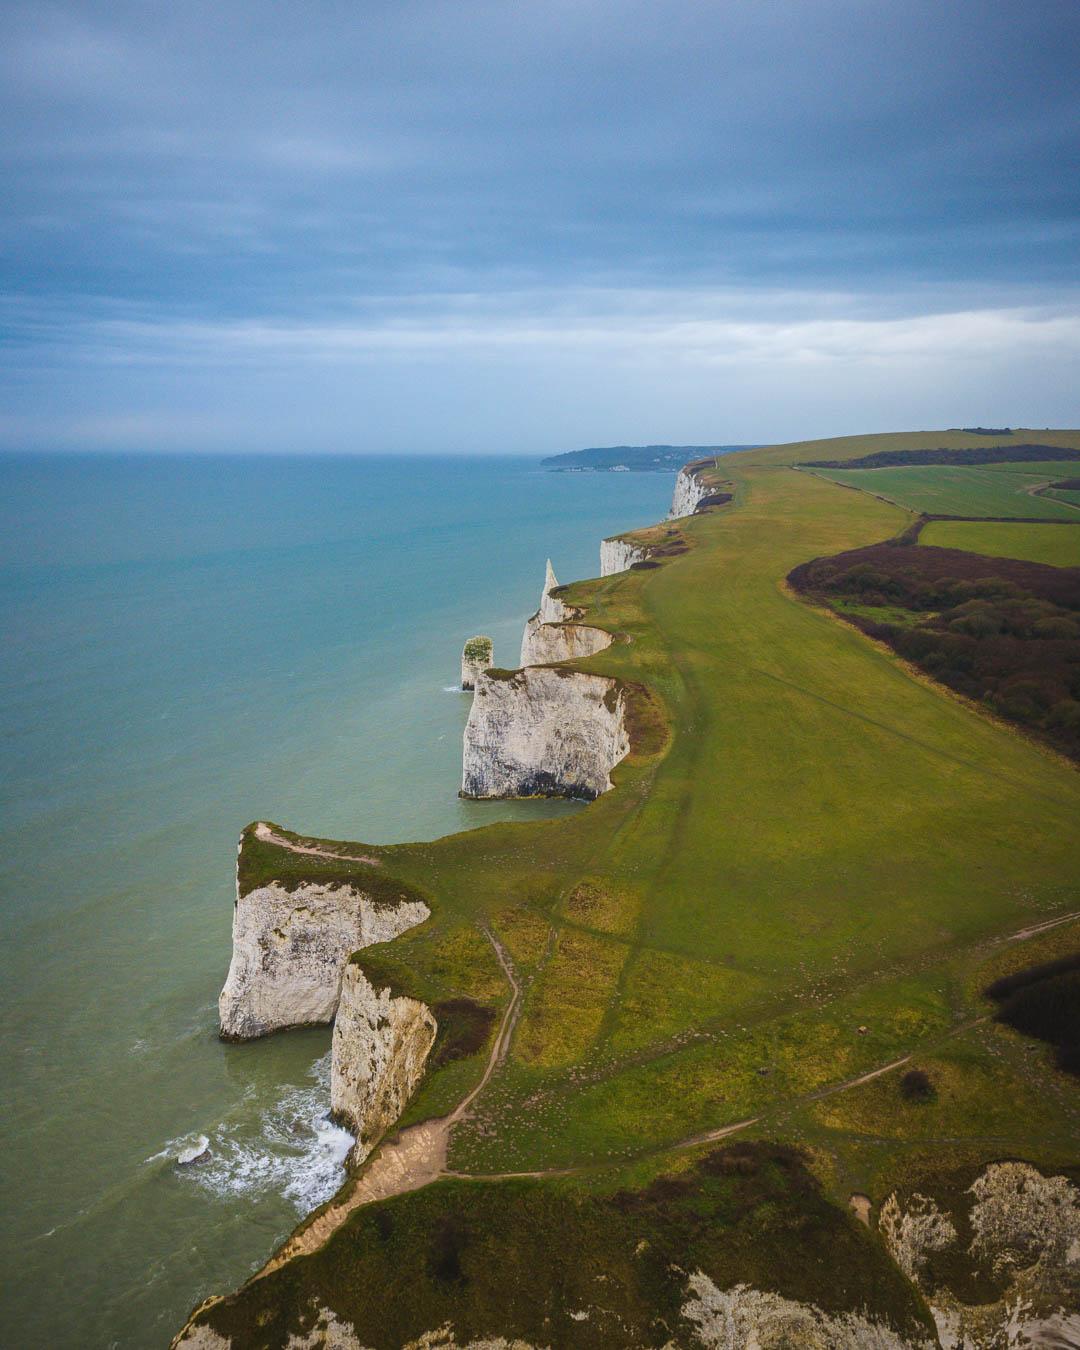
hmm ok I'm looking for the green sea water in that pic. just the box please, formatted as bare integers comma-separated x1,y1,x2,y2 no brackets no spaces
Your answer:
0,453,672,1348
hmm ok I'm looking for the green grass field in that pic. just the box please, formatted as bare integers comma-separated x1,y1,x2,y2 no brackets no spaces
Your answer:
810,464,1080,519
920,519,1080,567
184,428,1080,1346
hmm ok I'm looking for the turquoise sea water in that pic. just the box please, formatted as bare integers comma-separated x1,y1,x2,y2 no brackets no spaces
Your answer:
0,453,672,1349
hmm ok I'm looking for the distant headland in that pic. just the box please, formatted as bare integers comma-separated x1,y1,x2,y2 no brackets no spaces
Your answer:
541,443,760,472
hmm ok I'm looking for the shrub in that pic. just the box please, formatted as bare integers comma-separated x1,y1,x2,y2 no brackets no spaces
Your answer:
899,1069,936,1103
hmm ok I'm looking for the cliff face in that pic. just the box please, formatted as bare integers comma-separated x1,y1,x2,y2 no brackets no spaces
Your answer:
460,634,494,690
519,559,581,666
669,464,711,519
331,962,437,1166
219,877,429,1040
461,666,629,800
880,1162,1080,1347
600,536,650,576
519,619,612,667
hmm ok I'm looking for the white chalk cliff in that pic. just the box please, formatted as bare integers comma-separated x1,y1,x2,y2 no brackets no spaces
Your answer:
518,558,613,666
462,666,629,800
880,1162,1080,1348
669,464,711,519
519,619,612,667
219,865,430,1040
330,962,437,1166
600,536,650,576
519,559,580,667
460,634,494,691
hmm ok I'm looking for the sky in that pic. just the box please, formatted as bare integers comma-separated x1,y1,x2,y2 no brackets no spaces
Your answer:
2,0,1078,455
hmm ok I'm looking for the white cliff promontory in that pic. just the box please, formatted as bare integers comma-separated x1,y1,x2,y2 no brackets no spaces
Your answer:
519,559,581,667
330,961,437,1166
460,635,494,690
219,868,430,1041
600,535,650,576
669,463,713,518
520,620,612,667
462,666,629,800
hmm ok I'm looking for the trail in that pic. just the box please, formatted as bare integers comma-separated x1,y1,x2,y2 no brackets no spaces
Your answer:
258,901,1079,1278
256,927,522,1275
253,821,381,867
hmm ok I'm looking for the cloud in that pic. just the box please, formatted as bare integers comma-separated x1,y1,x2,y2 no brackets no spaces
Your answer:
1,1,1077,451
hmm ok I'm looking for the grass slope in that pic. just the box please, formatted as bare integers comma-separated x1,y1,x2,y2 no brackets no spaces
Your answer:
920,520,1080,567
809,464,1080,519
187,429,1080,1345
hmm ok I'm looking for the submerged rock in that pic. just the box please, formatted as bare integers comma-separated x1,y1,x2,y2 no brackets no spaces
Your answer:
176,1136,211,1167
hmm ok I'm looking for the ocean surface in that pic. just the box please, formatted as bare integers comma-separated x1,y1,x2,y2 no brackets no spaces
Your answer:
0,453,673,1349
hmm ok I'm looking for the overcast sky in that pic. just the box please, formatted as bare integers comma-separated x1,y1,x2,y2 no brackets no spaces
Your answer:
2,0,1078,454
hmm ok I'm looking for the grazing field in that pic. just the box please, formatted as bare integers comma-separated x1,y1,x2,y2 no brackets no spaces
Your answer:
182,429,1080,1347
1045,485,1080,508
809,463,1080,519
920,520,1080,567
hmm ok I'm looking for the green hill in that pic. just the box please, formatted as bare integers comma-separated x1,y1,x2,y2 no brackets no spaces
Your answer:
176,429,1080,1349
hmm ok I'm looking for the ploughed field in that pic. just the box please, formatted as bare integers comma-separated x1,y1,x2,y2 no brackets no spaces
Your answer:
182,430,1080,1347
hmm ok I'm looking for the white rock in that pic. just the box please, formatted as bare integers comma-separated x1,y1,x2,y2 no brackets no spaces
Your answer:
461,666,629,800
461,635,494,691
331,963,438,1166
219,875,429,1041
519,620,611,668
519,560,580,666
600,536,650,576
680,1271,932,1349
176,1136,210,1166
669,464,711,519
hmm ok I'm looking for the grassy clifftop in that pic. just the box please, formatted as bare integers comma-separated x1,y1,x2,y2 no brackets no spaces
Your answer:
189,430,1080,1345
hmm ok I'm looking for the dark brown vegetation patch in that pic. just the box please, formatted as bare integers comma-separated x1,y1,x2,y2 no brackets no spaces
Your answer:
801,444,1080,470
789,543,1080,759
200,1139,932,1349
430,998,498,1070
899,1069,936,1103
1051,478,1080,491
698,491,734,509
985,952,1080,1076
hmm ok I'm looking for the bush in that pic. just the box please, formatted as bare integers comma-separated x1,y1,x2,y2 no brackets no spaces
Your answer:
899,1069,936,1103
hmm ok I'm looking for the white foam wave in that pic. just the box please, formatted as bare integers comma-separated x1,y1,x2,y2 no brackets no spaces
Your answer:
172,1052,354,1214
443,684,462,692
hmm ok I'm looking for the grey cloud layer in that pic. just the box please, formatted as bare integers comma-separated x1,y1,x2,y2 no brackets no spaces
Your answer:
1,0,1078,449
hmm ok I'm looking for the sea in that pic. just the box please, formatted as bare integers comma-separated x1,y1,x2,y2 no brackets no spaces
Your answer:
0,452,673,1349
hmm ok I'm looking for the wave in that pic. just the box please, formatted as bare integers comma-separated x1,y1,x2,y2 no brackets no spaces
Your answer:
163,1052,354,1215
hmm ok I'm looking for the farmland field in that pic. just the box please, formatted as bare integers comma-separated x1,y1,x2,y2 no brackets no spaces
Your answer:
920,519,1080,567
179,429,1080,1349
808,463,1080,518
